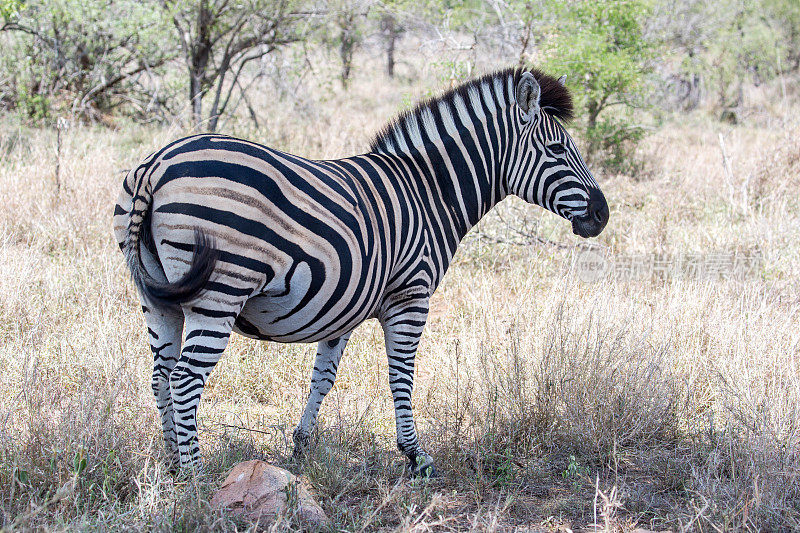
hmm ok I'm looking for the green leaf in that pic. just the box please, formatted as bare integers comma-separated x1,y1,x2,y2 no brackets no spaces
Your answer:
73,450,87,475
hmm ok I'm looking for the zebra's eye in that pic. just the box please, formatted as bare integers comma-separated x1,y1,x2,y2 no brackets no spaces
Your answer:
548,143,567,155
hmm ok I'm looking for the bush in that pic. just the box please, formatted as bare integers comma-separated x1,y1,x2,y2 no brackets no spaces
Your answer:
541,0,655,174
0,0,174,122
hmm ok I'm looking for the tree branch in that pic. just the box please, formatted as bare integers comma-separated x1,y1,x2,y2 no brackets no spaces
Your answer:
75,53,175,112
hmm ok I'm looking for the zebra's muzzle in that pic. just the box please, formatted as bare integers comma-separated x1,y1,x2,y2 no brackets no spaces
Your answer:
571,188,609,238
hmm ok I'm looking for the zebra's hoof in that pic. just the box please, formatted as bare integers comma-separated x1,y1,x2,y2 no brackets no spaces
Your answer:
408,452,436,478
174,460,205,480
292,447,305,462
162,452,180,475
166,460,180,475
292,428,310,461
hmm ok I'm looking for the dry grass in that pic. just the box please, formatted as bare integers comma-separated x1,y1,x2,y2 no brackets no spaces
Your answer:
0,50,799,531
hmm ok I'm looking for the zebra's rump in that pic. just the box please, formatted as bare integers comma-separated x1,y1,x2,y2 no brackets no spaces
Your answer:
118,135,393,340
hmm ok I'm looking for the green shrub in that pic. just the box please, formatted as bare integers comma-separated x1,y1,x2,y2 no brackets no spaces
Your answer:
542,0,655,174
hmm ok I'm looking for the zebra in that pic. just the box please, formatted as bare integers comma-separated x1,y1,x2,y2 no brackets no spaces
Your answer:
113,67,609,476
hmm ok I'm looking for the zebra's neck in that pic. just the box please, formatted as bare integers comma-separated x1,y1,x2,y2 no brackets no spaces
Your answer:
368,71,517,281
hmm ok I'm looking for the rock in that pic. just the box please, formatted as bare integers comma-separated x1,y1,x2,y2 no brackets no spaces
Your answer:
211,460,329,528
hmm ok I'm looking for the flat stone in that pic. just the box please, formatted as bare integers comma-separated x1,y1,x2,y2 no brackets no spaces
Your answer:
211,460,329,528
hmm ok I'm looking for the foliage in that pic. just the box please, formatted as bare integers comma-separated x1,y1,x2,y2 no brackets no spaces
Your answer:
437,0,486,29
705,0,784,111
0,0,23,19
318,0,373,87
503,0,560,65
764,0,800,72
0,0,175,122
370,0,417,78
653,0,797,117
160,0,309,131
540,0,654,174
562,454,590,489
0,0,796,132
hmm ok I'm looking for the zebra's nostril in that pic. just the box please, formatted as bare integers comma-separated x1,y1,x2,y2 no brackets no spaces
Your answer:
586,188,608,228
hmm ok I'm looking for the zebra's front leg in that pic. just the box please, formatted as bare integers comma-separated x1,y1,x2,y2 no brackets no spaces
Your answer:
170,308,236,469
381,297,435,477
145,305,184,470
293,334,351,458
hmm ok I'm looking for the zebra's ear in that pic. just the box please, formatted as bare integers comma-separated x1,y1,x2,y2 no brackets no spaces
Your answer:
516,72,541,119
557,75,567,86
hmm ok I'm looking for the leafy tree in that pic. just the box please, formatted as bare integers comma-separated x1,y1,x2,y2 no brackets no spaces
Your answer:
652,0,796,117
500,0,557,66
376,0,409,78
541,0,655,172
0,0,22,19
765,0,800,72
159,0,307,130
647,0,711,111
380,10,401,77
316,0,373,87
0,0,174,120
374,0,467,79
706,0,784,115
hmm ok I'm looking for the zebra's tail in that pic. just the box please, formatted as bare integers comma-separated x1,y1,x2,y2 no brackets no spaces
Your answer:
122,172,219,306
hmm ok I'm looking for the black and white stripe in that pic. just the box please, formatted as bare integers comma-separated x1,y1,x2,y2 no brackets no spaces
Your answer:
113,67,609,474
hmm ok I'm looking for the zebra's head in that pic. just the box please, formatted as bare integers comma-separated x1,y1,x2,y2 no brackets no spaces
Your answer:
508,71,609,238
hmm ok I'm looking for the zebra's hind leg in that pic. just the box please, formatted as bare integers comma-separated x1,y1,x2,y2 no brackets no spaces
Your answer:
381,297,435,478
293,333,351,459
144,304,184,470
170,305,239,469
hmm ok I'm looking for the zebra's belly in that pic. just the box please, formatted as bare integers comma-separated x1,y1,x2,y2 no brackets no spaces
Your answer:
233,291,378,343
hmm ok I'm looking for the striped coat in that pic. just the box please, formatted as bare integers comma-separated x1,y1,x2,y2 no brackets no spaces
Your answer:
113,67,608,475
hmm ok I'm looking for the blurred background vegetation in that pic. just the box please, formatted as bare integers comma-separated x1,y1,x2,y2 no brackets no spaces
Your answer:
0,0,797,171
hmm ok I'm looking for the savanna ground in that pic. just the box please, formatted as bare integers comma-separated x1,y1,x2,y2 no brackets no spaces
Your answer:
0,49,799,532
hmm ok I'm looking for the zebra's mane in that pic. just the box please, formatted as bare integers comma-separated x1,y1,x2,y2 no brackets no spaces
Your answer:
368,67,574,155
